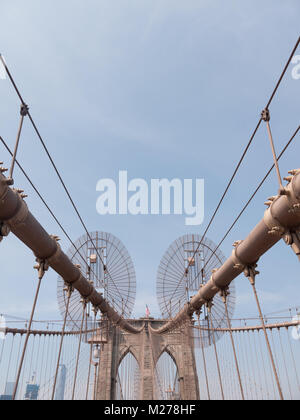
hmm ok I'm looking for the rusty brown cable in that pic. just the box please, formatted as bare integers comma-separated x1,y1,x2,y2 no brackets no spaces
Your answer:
265,117,284,190
8,108,26,183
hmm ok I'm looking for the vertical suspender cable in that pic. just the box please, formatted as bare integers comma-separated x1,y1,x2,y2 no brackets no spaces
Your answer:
222,291,245,400
197,314,210,400
12,259,48,400
86,309,98,400
208,308,224,400
51,285,73,400
72,300,87,400
246,267,284,400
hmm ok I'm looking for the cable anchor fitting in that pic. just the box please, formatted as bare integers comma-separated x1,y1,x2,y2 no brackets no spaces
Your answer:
63,283,74,299
92,305,99,317
20,103,29,117
34,258,49,280
243,263,260,286
195,309,202,319
80,297,89,308
219,286,230,304
0,166,12,185
261,108,270,122
205,299,214,313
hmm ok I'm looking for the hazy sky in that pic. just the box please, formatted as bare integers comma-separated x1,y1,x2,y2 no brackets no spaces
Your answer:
0,0,299,322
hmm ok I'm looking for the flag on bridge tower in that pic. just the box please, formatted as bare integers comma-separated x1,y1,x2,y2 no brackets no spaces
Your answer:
146,305,150,318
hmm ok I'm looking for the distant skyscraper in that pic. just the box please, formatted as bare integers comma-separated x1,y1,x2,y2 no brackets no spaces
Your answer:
0,395,12,401
24,374,39,401
0,382,15,400
55,365,67,401
4,382,15,396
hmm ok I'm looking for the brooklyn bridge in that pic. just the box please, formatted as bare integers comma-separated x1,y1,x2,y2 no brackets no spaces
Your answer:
0,36,299,401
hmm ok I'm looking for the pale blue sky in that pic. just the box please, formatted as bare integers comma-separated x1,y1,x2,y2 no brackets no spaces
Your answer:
0,0,299,321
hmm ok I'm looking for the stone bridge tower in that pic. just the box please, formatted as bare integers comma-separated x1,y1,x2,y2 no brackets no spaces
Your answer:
96,319,200,400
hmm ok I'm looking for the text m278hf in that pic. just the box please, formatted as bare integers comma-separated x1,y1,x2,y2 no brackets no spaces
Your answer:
148,405,196,416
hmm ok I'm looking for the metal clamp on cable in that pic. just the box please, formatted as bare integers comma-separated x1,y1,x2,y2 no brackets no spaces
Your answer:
0,166,13,186
34,258,49,280
219,286,230,304
243,263,260,286
261,108,287,196
80,297,88,310
195,309,202,319
187,300,197,318
205,299,214,313
20,103,29,117
92,305,98,318
261,108,270,122
63,283,74,299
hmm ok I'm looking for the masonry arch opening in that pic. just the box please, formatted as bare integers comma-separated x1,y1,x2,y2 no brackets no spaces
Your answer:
155,350,180,400
116,350,140,400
